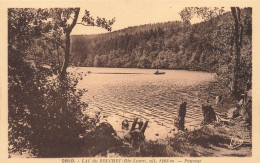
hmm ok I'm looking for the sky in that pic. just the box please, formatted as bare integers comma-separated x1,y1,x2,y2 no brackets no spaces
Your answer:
71,1,205,35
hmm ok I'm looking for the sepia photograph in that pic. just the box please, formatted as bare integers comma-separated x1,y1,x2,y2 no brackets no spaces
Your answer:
1,0,258,161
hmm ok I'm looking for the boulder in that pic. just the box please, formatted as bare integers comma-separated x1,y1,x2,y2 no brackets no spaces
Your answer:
239,100,252,125
227,107,239,118
124,129,145,147
201,105,217,124
124,118,148,148
95,122,117,137
91,122,120,155
122,119,129,130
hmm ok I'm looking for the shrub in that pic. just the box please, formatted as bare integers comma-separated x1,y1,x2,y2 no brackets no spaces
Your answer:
8,63,88,157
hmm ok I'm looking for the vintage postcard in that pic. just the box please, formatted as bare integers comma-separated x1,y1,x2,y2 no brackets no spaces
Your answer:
0,0,259,163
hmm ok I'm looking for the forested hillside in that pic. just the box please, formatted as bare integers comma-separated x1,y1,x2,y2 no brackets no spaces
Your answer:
71,8,251,73
8,7,252,158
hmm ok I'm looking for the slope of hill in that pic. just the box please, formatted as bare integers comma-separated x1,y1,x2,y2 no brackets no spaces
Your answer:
71,8,251,74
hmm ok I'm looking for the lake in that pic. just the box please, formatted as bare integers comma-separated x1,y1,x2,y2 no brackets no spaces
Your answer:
70,67,217,140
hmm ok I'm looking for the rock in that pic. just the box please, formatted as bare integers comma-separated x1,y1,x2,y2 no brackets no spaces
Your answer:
239,100,252,125
124,129,145,148
124,118,148,148
137,119,144,130
237,99,244,107
201,105,217,124
227,107,239,118
130,118,138,132
174,116,185,131
247,89,252,98
122,119,129,130
91,122,120,155
96,122,116,136
130,118,148,133
216,95,223,105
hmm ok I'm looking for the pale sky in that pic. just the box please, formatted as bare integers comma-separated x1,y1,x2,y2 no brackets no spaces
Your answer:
71,1,206,35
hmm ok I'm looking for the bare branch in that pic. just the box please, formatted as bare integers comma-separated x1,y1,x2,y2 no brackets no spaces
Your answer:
76,22,94,27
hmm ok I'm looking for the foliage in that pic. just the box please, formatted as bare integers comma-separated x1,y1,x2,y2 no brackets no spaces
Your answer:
179,7,252,97
179,7,225,22
8,8,114,157
9,66,88,157
8,7,252,157
71,8,252,95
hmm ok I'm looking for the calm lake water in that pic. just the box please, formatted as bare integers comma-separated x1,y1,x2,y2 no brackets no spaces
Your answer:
70,67,217,140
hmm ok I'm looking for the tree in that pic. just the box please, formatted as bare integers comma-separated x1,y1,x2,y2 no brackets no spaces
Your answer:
47,8,115,80
8,8,115,157
230,7,244,96
179,7,250,97
93,55,103,67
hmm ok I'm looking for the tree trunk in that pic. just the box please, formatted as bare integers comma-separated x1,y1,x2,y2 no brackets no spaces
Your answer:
174,101,187,131
231,7,243,98
60,33,71,80
59,9,80,114
60,8,80,80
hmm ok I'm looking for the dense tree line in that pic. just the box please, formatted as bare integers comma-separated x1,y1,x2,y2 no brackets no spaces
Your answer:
71,8,252,95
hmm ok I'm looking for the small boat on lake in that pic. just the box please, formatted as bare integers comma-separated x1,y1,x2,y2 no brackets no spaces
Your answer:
154,69,166,75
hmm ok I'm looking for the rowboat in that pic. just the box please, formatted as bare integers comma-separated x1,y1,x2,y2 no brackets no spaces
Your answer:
154,69,166,75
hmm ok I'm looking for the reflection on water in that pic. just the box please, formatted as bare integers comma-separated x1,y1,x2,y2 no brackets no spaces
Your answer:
71,67,216,140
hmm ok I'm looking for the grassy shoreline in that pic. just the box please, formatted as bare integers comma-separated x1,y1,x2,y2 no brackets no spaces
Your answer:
99,80,252,157
103,114,252,157
9,79,252,158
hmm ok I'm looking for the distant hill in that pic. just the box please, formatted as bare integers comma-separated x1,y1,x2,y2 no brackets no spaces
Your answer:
71,8,252,73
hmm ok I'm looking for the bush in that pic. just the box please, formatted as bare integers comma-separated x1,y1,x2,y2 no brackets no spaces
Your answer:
8,8,116,157
8,63,88,157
